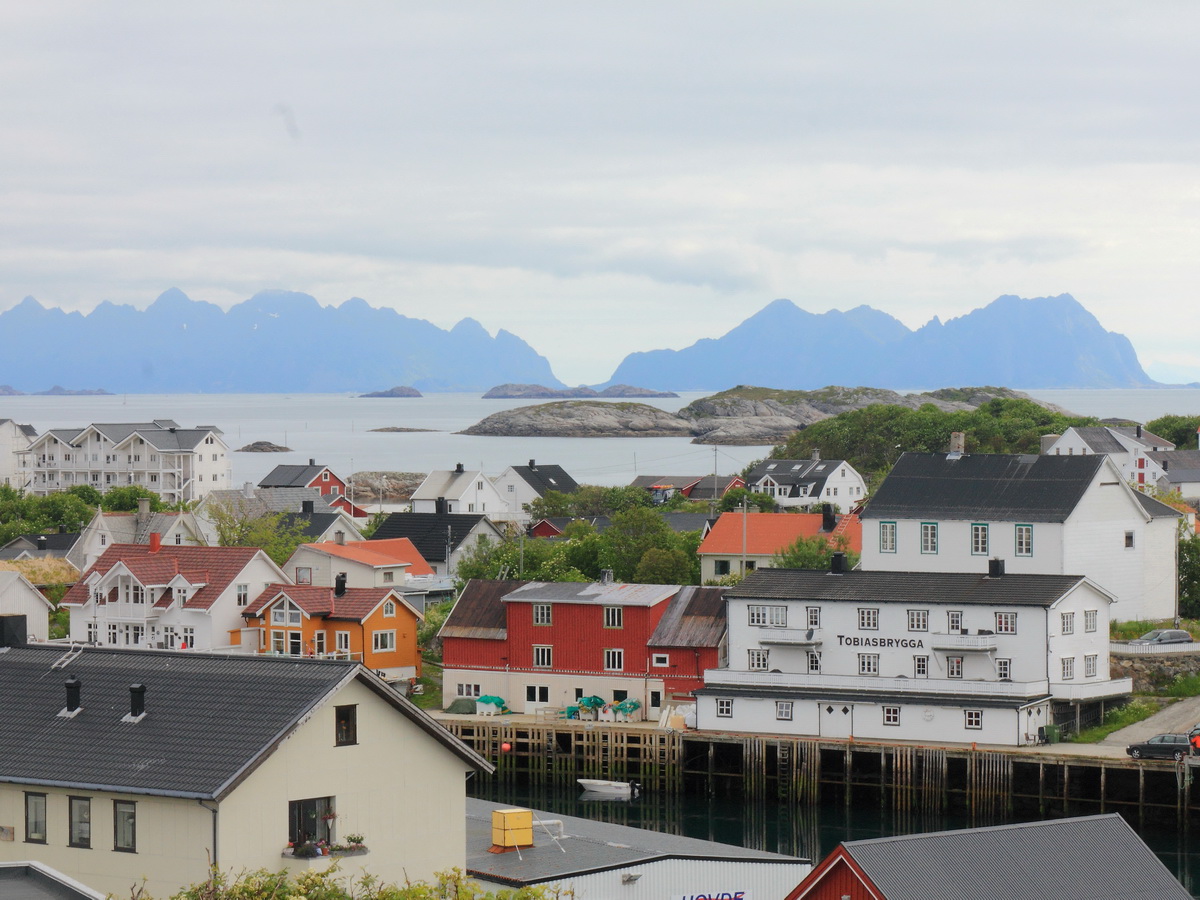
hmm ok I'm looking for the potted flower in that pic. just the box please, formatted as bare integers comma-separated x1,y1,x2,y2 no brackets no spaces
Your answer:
345,832,366,851
292,841,319,859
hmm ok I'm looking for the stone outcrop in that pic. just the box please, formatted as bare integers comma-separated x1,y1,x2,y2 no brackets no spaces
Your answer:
482,383,677,399
460,401,695,437
237,441,291,452
350,471,427,502
359,385,423,398
1112,650,1200,693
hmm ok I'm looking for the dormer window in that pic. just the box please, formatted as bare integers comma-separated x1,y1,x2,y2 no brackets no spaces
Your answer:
383,600,396,617
271,599,302,627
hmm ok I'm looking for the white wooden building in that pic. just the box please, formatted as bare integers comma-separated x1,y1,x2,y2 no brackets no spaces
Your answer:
744,453,868,510
1043,425,1174,486
859,452,1182,622
696,564,1131,746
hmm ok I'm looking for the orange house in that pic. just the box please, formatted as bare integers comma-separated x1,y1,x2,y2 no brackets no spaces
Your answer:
240,579,424,682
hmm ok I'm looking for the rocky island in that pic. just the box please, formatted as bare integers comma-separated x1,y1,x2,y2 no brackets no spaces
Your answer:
0,385,113,396
351,471,427,502
359,385,423,398
237,441,292,452
482,383,678,399
460,385,1072,445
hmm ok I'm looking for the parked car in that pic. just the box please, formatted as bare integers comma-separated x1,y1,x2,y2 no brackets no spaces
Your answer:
1126,733,1192,761
1127,629,1194,645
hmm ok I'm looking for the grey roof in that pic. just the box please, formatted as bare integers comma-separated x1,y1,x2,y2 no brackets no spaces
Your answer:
649,585,728,648
102,511,200,544
1069,426,1129,454
439,579,526,640
0,863,105,900
726,568,1090,607
662,512,715,532
510,463,579,496
748,458,850,491
1133,490,1185,519
258,463,328,488
834,813,1191,900
3,533,81,553
505,580,680,607
466,799,805,886
370,512,500,562
411,468,486,501
133,427,213,451
203,486,334,516
278,511,345,540
1147,450,1200,486
863,452,1107,522
0,645,489,799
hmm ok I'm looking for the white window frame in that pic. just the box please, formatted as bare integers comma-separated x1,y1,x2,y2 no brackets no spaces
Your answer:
533,645,553,668
914,655,928,678
383,599,396,617
964,709,983,730
652,653,669,667
997,658,1012,680
920,522,938,554
604,648,624,671
1061,657,1075,680
907,609,928,632
807,606,821,628
335,631,350,652
1085,610,1098,633
995,612,1017,634
971,523,989,556
1015,524,1033,556
604,606,623,629
236,583,249,607
747,649,769,671
858,608,879,630
882,706,900,726
879,521,897,553
858,653,879,675
748,605,787,627
1085,654,1098,677
457,683,481,698
947,656,963,678
716,698,733,718
533,603,552,626
775,701,793,721
1061,611,1074,635
372,630,396,652
807,651,821,673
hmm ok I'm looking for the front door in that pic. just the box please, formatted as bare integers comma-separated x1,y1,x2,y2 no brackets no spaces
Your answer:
819,701,855,739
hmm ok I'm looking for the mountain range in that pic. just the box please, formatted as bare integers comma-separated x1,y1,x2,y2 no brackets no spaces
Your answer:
0,290,1159,392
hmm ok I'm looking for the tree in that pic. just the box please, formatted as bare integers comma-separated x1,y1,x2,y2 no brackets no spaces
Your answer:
101,485,166,512
66,483,102,505
717,487,777,513
453,535,587,585
1146,414,1200,450
359,510,389,539
772,533,860,570
206,500,309,566
0,486,94,545
525,490,574,519
1181,533,1200,620
598,507,679,582
633,547,694,584
171,866,571,899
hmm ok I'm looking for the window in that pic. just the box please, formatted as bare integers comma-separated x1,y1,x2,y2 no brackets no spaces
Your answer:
907,609,929,632
776,701,793,721
1061,657,1075,680
181,626,195,648
335,705,357,746
296,566,312,585
236,584,249,606
372,630,396,652
715,560,730,576
652,653,669,667
457,683,481,697
947,656,963,678
1125,531,1135,549
971,523,989,555
507,484,515,492
858,653,879,675
175,532,183,543
650,690,662,707
1061,612,1075,635
1085,610,1098,633
132,584,145,604
716,698,733,718
533,603,552,626
807,606,821,628
1015,524,1032,556
748,649,769,671
921,522,938,554
914,655,928,678
995,612,1017,634
69,796,91,848
335,631,350,652
272,600,302,627
604,606,623,628
313,632,326,655
807,651,821,673
467,503,475,513
383,599,396,617
604,648,624,671
875,520,898,553
382,571,394,583
100,534,106,546
858,608,879,630
748,605,787,627
964,710,982,730
533,645,553,668
25,792,46,843
113,800,136,852
997,658,1012,680
288,797,335,845
288,632,303,656
883,706,900,726
1085,654,1098,677
948,611,963,633
526,685,549,703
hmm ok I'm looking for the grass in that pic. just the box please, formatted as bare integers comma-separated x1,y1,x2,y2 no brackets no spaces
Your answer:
1069,699,1159,743
1164,674,1200,698
411,657,443,710
1109,618,1200,641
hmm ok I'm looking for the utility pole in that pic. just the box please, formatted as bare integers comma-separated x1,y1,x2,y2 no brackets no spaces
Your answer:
741,496,748,575
710,447,719,517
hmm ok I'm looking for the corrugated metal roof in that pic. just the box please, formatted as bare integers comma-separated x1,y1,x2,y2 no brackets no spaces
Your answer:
649,585,727,648
439,579,527,639
727,568,1088,607
504,581,680,607
840,813,1191,899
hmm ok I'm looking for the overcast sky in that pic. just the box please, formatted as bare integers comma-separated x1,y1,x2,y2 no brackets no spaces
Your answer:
2,3,1199,386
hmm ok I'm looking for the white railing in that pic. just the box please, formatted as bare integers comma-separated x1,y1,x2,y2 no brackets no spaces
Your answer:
1110,641,1200,657
100,604,159,620
1050,677,1133,701
758,628,823,646
930,633,998,652
704,669,1050,698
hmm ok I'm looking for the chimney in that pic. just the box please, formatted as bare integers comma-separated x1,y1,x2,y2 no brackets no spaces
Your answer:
335,573,347,597
129,684,146,719
335,530,345,545
1040,433,1061,454
65,676,81,713
455,462,465,474
137,496,151,527
36,535,47,550
1136,424,1143,438
949,432,966,454
988,557,1005,578
301,499,315,515
242,481,255,499
436,497,447,515
830,552,846,575
58,524,67,534
811,449,820,462
528,459,536,469
309,458,316,466
0,614,28,647
821,503,836,533
149,533,161,553
600,568,614,585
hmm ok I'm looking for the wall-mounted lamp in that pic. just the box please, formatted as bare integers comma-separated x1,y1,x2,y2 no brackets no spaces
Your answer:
621,873,642,885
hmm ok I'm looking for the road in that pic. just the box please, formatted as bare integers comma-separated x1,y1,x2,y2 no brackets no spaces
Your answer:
1102,695,1200,746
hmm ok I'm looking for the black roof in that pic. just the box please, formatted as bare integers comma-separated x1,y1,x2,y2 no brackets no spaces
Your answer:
726,568,1090,607
511,463,579,496
4,533,82,553
0,645,488,799
258,463,326,488
370,512,495,562
863,452,1107,522
835,813,1191,899
278,511,345,540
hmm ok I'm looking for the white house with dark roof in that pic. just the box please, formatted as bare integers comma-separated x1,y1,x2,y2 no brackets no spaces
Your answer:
0,417,36,489
369,511,506,576
1043,424,1175,487
0,636,492,899
1145,449,1200,501
410,464,508,517
77,499,208,569
698,565,1130,745
860,452,1182,621
745,453,868,510
492,459,579,521
21,420,230,503
61,542,287,651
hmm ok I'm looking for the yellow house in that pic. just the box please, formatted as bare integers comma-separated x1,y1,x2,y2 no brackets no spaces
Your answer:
0,634,492,899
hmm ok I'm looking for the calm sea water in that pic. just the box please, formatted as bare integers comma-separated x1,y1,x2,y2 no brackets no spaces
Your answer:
4,388,1199,490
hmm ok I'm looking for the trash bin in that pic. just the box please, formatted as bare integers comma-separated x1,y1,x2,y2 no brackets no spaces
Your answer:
1042,724,1061,744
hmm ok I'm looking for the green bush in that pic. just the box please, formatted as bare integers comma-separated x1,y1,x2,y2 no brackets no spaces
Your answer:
1069,699,1158,743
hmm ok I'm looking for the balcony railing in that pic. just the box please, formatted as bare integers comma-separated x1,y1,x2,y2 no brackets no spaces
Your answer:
758,628,823,647
705,668,1050,698
930,632,998,652
1050,677,1133,701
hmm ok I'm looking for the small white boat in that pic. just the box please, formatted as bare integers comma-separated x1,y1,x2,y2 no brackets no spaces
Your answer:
577,779,639,798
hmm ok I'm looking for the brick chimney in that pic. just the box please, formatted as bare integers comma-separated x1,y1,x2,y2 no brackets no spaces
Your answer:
149,533,161,553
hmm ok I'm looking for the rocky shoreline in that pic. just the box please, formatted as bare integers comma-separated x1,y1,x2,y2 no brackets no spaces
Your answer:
482,382,678,399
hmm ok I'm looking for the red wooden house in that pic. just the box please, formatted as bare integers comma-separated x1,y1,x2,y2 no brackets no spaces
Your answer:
440,580,727,716
259,459,370,517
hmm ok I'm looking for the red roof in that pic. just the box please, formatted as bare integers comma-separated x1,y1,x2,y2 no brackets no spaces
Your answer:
244,583,419,622
62,544,263,611
300,538,433,575
697,512,862,556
